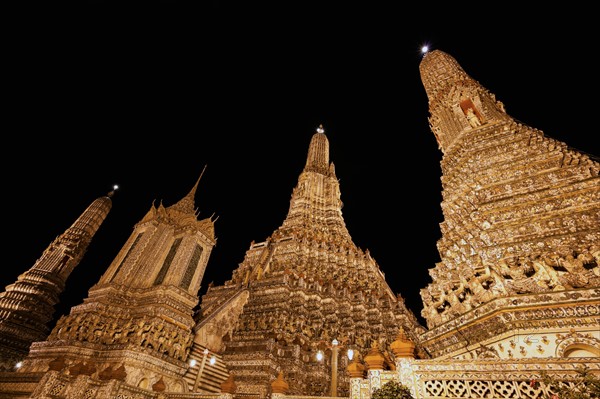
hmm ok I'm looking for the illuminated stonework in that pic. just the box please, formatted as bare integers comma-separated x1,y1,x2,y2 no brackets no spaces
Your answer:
0,49,597,399
0,190,114,371
197,127,425,397
16,173,218,395
417,50,599,359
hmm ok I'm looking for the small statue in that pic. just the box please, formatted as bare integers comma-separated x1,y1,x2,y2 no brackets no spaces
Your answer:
466,107,482,128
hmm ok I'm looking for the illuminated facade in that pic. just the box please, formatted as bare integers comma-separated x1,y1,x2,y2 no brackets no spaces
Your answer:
0,49,598,399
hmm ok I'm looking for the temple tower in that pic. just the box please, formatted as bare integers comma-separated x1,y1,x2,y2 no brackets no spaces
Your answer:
417,50,600,359
18,171,217,395
0,188,115,371
196,126,425,397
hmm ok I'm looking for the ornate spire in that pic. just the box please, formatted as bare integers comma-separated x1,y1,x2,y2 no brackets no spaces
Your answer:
0,189,115,370
419,50,472,102
419,50,510,152
417,49,600,338
167,165,206,215
18,175,217,391
304,124,330,175
272,124,353,246
199,126,425,396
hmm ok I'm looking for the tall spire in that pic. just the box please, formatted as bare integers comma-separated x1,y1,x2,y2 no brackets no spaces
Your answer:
18,176,216,392
0,188,115,370
197,125,424,397
304,124,330,174
167,165,206,215
417,49,600,338
419,49,511,152
274,124,353,247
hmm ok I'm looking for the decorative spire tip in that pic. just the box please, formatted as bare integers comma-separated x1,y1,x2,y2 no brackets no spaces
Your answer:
316,124,325,134
108,184,119,198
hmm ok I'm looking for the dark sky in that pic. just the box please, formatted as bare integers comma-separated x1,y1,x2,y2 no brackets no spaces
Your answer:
3,3,597,328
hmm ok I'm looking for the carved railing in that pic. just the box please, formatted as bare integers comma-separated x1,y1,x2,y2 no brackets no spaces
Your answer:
2,358,598,399
348,357,599,399
9,370,262,399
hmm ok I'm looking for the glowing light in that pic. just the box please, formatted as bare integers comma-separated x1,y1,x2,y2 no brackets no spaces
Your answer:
15,361,22,369
113,184,119,191
189,359,197,367
421,45,429,54
316,350,324,361
317,125,325,134
347,349,354,361
332,339,338,346
203,348,209,355
209,356,216,365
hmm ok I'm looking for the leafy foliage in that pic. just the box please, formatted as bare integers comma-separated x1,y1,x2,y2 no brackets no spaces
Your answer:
371,379,414,399
535,366,600,399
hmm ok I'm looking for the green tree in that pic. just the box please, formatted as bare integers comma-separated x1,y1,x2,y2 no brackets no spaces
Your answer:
371,380,414,399
538,366,600,399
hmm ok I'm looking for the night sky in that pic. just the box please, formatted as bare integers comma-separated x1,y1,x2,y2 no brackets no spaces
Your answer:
3,4,598,328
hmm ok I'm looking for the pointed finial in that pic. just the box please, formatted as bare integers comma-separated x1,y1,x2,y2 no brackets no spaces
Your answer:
167,166,206,214
390,327,416,358
271,371,289,394
107,184,119,198
316,124,325,134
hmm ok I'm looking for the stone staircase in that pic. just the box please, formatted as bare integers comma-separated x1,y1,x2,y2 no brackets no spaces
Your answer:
183,343,229,393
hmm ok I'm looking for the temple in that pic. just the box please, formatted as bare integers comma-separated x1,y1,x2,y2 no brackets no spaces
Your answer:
0,49,597,399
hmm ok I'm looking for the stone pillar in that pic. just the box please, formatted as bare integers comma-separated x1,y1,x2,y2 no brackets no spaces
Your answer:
331,340,339,397
193,348,209,392
347,358,366,399
363,341,385,394
390,328,418,398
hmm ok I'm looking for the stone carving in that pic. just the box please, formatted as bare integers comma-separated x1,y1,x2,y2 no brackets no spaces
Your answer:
465,107,482,128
